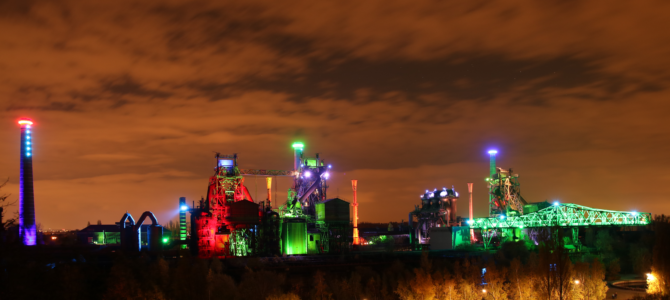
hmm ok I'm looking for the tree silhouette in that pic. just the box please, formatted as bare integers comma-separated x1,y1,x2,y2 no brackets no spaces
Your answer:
649,215,670,296
312,271,332,300
483,260,509,300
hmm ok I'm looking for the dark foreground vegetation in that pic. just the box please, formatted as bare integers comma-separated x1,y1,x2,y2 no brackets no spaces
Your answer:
2,193,670,300
0,236,608,300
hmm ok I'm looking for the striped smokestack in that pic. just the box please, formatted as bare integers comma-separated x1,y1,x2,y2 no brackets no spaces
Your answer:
18,118,37,246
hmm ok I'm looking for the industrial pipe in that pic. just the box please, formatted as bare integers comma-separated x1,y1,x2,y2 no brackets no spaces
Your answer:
132,211,161,251
119,212,136,251
297,169,324,203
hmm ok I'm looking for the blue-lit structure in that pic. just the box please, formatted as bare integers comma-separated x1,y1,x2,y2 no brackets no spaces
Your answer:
18,119,37,245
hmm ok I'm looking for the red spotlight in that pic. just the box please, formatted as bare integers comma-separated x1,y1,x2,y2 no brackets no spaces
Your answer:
18,119,34,126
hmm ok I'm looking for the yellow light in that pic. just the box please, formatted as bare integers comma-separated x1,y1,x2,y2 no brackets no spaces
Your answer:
574,280,580,284
482,289,487,293
647,273,656,280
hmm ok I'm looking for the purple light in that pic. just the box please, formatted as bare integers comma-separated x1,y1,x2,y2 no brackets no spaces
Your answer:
304,171,311,178
19,119,37,246
488,149,498,155
323,172,330,179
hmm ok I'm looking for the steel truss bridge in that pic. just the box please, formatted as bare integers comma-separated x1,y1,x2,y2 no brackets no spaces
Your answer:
468,203,651,229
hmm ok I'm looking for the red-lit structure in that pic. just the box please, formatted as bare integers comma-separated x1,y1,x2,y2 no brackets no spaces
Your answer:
191,154,262,258
188,143,349,258
468,182,476,243
352,180,359,246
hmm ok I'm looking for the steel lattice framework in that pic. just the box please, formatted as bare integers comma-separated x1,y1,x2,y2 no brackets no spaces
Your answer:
469,203,651,229
239,169,296,177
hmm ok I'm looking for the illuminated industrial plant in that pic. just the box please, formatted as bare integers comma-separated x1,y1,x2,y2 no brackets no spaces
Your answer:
404,148,652,250
174,142,351,258
18,118,37,246
468,150,651,249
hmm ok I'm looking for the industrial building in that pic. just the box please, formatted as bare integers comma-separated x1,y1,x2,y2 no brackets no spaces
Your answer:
78,223,171,247
409,149,652,251
185,143,352,258
11,117,651,255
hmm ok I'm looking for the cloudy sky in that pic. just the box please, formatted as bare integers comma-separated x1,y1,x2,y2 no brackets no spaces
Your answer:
1,0,669,229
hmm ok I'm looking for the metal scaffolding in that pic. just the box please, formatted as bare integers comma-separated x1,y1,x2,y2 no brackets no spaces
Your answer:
468,203,650,229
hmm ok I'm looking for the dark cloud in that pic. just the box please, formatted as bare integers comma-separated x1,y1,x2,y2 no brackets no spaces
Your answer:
242,53,647,103
100,75,172,99
7,101,79,112
0,0,669,228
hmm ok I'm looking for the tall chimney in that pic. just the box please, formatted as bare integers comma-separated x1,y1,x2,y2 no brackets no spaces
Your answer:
468,183,475,243
488,149,497,217
352,180,359,245
266,177,272,208
18,118,36,246
179,197,187,249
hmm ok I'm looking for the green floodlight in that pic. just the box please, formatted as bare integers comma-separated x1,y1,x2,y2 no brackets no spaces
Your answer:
292,142,304,149
162,238,168,243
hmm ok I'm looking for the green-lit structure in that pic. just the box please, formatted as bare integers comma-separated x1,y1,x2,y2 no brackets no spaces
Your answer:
281,218,308,255
276,143,351,255
468,202,650,229
464,150,652,249
185,142,351,258
179,197,187,249
78,224,171,247
412,149,652,250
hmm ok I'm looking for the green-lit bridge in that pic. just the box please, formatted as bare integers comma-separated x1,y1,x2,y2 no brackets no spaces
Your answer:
467,202,651,229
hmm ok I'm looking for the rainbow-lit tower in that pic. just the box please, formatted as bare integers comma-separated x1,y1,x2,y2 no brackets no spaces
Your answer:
179,197,187,249
18,118,37,245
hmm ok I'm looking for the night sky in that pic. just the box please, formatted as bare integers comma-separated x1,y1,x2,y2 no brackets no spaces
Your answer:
1,0,669,230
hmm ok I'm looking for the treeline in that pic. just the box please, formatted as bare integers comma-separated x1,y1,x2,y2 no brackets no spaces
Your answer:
1,240,609,300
